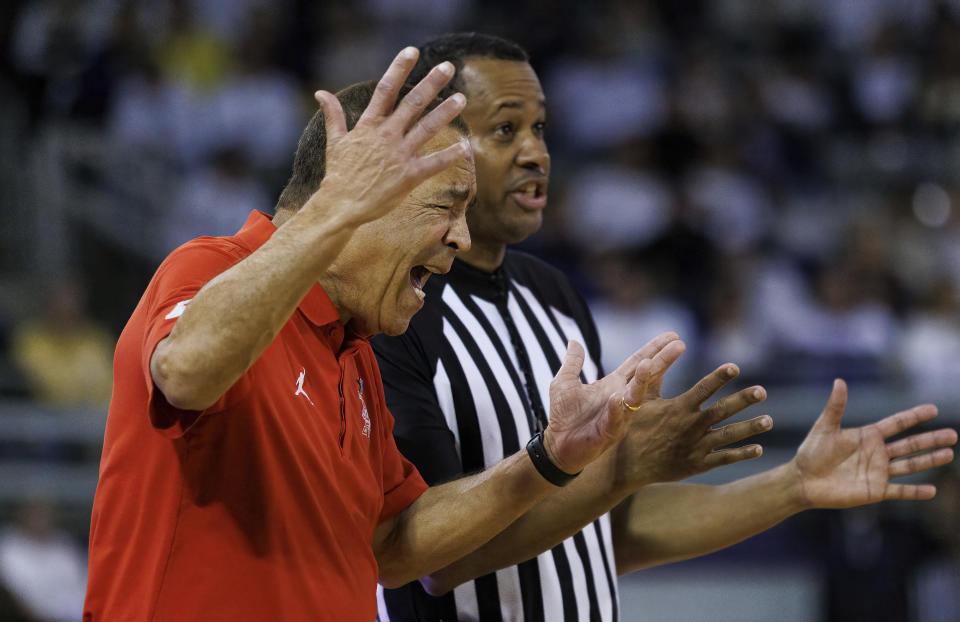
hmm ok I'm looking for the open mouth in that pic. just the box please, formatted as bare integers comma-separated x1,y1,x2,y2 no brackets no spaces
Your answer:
509,180,547,210
409,266,431,301
409,263,450,302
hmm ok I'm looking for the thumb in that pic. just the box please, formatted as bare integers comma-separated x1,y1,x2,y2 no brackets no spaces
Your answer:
815,378,848,431
556,340,585,383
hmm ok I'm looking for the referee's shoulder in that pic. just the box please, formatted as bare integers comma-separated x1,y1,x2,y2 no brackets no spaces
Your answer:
504,248,572,286
504,249,598,329
504,248,586,306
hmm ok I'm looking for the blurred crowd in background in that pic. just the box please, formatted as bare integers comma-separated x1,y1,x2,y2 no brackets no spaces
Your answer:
0,0,959,620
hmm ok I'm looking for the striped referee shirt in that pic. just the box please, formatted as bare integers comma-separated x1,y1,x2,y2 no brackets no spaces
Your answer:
373,250,619,622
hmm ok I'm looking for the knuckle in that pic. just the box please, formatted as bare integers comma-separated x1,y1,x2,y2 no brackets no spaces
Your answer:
717,425,733,445
732,426,751,445
707,401,728,424
377,77,397,93
910,435,922,453
403,91,428,110
417,114,443,134
726,423,744,443
695,381,715,402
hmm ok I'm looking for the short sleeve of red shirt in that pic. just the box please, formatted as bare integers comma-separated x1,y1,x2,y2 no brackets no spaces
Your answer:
140,240,253,438
377,407,428,523
361,354,428,523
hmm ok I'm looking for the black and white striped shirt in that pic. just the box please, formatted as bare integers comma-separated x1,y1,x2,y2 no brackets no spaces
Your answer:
373,250,619,622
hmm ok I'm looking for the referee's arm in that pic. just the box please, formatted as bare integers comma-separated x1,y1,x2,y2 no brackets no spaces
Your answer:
380,336,770,595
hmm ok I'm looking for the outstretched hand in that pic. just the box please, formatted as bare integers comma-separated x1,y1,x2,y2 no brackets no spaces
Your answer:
307,47,470,226
612,355,774,488
793,379,958,508
543,333,681,475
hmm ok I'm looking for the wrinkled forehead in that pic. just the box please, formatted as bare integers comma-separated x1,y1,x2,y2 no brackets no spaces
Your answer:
418,123,468,155
414,126,477,202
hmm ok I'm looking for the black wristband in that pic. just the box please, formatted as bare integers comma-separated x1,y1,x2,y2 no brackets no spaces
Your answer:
526,431,581,487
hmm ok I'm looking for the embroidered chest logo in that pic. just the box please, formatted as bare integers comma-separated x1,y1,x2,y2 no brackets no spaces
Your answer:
294,367,314,405
358,378,371,437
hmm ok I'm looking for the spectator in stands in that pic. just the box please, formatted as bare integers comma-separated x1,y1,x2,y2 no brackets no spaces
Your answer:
562,138,672,252
899,280,960,398
0,497,87,622
209,9,304,178
700,257,774,379
165,145,271,251
10,280,113,409
590,249,698,396
770,260,898,384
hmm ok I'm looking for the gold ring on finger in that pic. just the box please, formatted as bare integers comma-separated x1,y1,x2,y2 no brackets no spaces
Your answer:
620,396,641,411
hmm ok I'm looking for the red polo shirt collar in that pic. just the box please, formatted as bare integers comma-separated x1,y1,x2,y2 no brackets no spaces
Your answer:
233,211,372,352
233,210,340,328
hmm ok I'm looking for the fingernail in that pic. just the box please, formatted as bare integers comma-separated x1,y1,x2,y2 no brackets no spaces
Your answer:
752,388,764,400
451,92,466,106
761,416,772,428
725,365,736,378
438,61,454,75
401,46,417,59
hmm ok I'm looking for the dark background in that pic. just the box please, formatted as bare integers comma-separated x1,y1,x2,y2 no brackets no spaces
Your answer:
0,1,958,620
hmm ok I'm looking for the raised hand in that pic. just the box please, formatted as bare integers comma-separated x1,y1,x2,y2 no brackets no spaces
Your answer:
543,333,683,475
612,355,773,488
793,379,957,508
308,47,471,226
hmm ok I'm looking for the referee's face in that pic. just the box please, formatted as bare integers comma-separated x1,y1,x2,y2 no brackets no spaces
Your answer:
458,59,550,249
323,126,476,336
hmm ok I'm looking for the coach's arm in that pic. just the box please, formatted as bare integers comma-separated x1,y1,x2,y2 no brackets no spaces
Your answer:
150,49,469,411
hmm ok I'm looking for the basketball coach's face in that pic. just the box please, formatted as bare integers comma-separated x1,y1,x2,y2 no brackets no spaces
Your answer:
324,125,475,336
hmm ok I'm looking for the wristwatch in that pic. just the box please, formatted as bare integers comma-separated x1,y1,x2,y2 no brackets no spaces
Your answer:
526,431,581,487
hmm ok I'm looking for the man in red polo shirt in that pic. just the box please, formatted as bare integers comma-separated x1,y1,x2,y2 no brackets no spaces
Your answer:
83,49,688,621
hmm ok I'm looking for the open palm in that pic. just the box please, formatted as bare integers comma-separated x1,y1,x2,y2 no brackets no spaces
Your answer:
544,335,682,474
794,379,957,509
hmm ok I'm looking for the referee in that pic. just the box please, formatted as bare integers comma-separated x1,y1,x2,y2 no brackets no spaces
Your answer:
373,33,957,622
